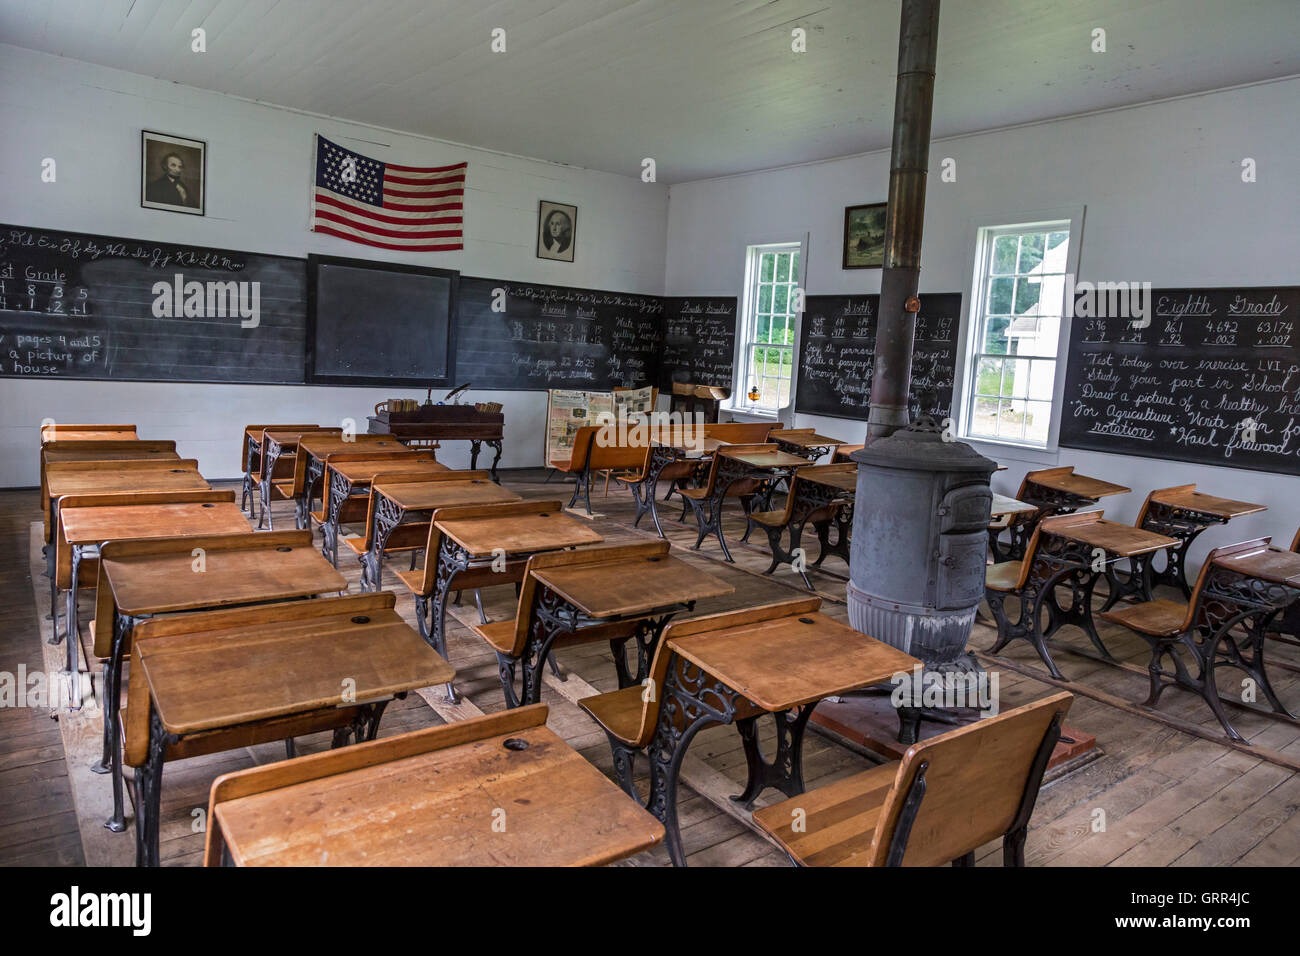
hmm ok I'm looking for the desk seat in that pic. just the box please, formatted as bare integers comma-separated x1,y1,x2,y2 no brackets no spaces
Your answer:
470,619,516,654
752,762,899,866
746,508,787,528
1098,597,1188,637
985,560,1024,592
580,684,647,745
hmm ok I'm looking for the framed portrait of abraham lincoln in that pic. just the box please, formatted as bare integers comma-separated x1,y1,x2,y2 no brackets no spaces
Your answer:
141,130,206,216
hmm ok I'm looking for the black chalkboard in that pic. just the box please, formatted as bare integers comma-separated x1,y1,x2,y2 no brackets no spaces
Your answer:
0,223,306,384
1060,286,1300,475
454,277,662,390
660,296,736,389
795,292,961,421
306,254,457,386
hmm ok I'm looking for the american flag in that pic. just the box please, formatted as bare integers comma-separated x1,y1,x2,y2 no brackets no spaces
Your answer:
310,134,466,252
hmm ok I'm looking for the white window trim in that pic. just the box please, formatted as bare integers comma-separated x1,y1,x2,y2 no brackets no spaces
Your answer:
953,205,1086,458
723,234,810,420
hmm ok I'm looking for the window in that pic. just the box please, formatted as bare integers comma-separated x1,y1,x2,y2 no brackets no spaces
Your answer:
737,242,801,413
963,223,1071,446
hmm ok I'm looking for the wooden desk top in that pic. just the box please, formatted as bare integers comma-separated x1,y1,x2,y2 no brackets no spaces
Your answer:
329,456,447,482
43,446,179,466
798,467,857,493
43,429,137,442
103,542,346,616
532,554,733,619
669,611,918,712
375,478,521,512
299,434,402,458
772,431,846,447
991,493,1038,518
437,511,603,557
211,719,662,866
1028,469,1130,499
1215,546,1300,588
1050,517,1178,558
720,448,810,469
61,502,250,545
260,428,339,448
138,607,453,736
1152,488,1268,520
47,465,209,500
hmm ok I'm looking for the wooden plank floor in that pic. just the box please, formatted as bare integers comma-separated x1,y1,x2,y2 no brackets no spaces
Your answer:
2,470,1297,867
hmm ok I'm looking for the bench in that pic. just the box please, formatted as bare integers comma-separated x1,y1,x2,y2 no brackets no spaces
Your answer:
752,691,1072,866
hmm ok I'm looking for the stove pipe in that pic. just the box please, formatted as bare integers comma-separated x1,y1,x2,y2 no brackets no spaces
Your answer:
866,0,941,443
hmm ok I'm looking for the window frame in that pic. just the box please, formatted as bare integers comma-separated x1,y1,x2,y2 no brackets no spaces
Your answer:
955,208,1085,456
732,239,807,417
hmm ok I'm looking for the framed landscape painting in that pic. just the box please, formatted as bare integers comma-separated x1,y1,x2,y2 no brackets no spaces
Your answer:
843,202,886,269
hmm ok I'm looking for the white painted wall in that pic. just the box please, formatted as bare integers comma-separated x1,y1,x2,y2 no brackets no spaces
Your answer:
665,77,1300,567
0,44,668,484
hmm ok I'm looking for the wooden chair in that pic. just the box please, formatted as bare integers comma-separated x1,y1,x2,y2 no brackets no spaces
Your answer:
747,464,852,587
580,598,821,799
123,592,416,866
751,691,1072,866
468,540,668,708
240,424,318,516
1099,538,1281,741
341,467,485,588
983,511,1110,679
614,437,706,537
677,443,776,551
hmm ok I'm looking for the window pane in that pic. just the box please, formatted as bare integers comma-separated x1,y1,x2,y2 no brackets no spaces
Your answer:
756,314,771,343
1047,231,1069,254
774,253,790,282
772,283,789,314
992,235,1018,275
1003,357,1030,398
791,251,800,277
971,397,999,437
1014,277,1042,314
1018,315,1061,357
1017,233,1045,273
982,315,1011,354
1027,358,1057,400
1002,400,1028,439
987,277,1013,314
760,254,775,282
975,357,1002,396
1024,401,1052,445
758,285,772,313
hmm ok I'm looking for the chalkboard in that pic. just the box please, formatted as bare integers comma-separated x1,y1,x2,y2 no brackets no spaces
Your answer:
660,296,737,389
795,292,961,421
307,254,456,386
455,277,662,390
0,223,306,384
1060,286,1300,475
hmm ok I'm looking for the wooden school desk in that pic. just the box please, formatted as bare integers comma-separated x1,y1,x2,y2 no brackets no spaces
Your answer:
128,594,454,866
361,476,520,590
93,530,347,833
205,705,662,867
56,493,250,699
